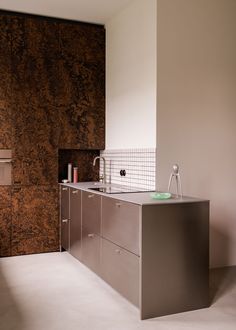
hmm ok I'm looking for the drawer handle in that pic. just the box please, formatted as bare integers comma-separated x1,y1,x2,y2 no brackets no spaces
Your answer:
115,202,122,207
62,219,68,223
62,187,68,191
115,249,121,254
72,190,78,194
88,194,94,198
88,233,95,238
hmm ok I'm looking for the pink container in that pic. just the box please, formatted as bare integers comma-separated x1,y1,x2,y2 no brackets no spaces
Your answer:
73,167,78,183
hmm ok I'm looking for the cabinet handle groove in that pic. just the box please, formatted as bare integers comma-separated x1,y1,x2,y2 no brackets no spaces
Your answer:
62,187,68,191
88,233,95,238
115,249,121,254
88,194,94,198
115,202,122,207
72,190,78,194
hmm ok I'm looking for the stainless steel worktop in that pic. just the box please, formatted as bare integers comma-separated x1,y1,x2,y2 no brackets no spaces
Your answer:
59,182,207,205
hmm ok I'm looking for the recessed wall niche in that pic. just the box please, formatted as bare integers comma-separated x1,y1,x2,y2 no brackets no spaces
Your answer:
58,149,100,183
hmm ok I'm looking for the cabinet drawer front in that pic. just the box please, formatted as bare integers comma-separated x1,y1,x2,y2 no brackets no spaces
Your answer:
82,191,101,234
101,238,140,307
82,227,101,275
102,197,140,255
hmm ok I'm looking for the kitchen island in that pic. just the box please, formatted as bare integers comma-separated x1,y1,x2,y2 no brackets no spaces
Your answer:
60,182,209,319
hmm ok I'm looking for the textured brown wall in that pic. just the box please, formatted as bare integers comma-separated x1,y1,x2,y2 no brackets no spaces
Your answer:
0,11,105,257
0,16,12,150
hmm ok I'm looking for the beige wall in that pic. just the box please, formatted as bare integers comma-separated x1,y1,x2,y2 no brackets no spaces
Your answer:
157,0,236,267
105,0,157,149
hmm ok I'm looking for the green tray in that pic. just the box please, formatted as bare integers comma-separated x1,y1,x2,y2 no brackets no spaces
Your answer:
150,192,172,200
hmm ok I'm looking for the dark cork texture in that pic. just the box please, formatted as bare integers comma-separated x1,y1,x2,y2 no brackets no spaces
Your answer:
11,186,59,255
0,16,12,149
0,11,105,257
0,187,12,257
58,22,105,149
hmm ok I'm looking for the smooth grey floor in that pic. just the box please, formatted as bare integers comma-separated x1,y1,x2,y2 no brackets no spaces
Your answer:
0,252,236,330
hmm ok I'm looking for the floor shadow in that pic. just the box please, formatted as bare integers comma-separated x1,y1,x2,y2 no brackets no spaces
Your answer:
209,222,233,304
210,265,236,304
0,258,26,330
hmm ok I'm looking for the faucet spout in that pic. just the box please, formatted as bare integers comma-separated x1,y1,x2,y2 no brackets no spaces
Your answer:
93,156,106,184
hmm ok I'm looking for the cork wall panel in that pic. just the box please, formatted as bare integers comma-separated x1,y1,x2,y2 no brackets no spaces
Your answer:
0,11,105,257
0,187,12,257
0,208,12,257
0,105,12,149
58,22,105,149
0,187,11,208
11,185,59,255
0,16,12,149
10,16,60,186
11,234,59,256
11,16,60,107
60,22,105,62
11,104,59,186
11,104,59,185
11,185,59,239
12,156,58,186
0,15,11,99
12,104,59,159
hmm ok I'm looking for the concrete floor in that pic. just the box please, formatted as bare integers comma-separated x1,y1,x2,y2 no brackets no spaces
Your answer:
0,252,235,330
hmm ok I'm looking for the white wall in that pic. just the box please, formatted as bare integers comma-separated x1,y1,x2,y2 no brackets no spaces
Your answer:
105,0,157,149
157,0,236,267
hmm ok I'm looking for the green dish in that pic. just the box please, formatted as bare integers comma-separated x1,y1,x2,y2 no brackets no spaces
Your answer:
150,192,172,200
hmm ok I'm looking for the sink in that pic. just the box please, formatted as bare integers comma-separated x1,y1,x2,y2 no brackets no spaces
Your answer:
88,187,153,194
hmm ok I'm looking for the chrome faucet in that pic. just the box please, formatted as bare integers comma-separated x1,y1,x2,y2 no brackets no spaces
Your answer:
93,156,106,184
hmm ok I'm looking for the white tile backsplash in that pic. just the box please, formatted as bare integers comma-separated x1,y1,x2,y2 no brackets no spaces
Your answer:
100,148,156,190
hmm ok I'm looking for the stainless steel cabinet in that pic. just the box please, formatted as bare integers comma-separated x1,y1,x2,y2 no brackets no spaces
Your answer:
82,191,101,234
81,191,101,273
101,197,140,256
60,185,209,320
82,228,101,274
101,238,139,307
60,185,81,259
70,188,82,260
60,185,70,251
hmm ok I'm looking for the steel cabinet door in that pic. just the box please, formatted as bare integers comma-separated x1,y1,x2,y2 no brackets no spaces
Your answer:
101,197,140,255
82,191,101,234
70,188,82,260
60,185,70,251
81,191,101,274
82,228,101,274
101,238,140,307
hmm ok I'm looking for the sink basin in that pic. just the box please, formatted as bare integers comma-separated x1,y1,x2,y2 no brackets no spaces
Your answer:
89,187,153,194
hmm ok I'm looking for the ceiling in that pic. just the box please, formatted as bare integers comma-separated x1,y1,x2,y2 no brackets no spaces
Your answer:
0,0,134,24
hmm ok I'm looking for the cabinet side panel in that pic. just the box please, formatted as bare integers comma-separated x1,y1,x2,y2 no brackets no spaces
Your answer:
141,202,209,319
